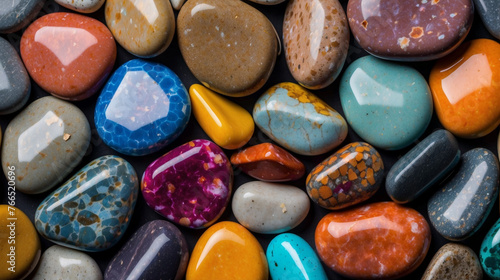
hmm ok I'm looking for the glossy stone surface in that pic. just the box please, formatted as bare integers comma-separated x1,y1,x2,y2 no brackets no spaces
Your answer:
267,233,328,280
178,0,278,97
386,129,460,203
35,155,139,252
422,243,482,280
20,12,116,100
283,0,349,89
428,148,499,241
2,96,91,194
474,0,500,39
232,181,309,234
254,82,347,155
105,0,175,57
230,143,305,182
55,0,105,13
0,0,44,33
189,84,253,150
340,55,433,150
186,221,268,280
142,139,232,229
315,202,431,279
31,245,102,280
170,0,186,10
0,205,41,280
95,59,191,156
481,218,500,279
0,36,30,115
307,142,384,210
430,39,500,138
105,220,189,280
347,0,473,61
250,0,286,4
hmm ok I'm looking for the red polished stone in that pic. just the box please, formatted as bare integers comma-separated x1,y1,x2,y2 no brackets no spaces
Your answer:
315,202,431,279
20,12,116,101
230,143,305,182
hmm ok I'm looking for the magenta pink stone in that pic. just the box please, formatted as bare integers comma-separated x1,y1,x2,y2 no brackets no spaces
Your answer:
141,139,233,228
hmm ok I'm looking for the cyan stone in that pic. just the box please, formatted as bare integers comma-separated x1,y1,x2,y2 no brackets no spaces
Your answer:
474,0,500,40
481,218,500,279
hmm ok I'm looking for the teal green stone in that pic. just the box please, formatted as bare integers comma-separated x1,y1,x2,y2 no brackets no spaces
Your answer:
481,218,500,279
34,155,138,252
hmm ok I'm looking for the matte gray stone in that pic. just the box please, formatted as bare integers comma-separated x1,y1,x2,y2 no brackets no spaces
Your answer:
0,0,45,33
474,0,500,39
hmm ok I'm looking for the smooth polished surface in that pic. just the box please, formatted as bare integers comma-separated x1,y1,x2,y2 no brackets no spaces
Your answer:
95,59,191,156
474,0,500,39
186,221,268,280
232,181,310,234
267,233,328,280
307,142,384,210
105,220,189,280
340,55,433,150
347,0,473,61
254,82,347,155
55,0,105,13
315,202,431,279
20,12,116,100
422,243,482,280
170,0,186,10
142,139,232,229
283,0,349,89
189,84,254,150
1,96,90,194
428,148,499,241
230,143,305,182
177,0,278,97
430,39,500,138
35,155,139,252
0,0,44,33
481,218,500,279
386,129,460,204
105,0,175,57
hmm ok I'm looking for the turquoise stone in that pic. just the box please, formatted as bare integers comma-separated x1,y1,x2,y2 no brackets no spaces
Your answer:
267,233,327,280
481,218,500,279
339,55,433,150
34,155,138,252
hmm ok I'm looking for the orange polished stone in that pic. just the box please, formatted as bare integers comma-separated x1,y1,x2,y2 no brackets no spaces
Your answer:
315,202,431,279
429,39,500,138
230,143,305,182
20,12,116,101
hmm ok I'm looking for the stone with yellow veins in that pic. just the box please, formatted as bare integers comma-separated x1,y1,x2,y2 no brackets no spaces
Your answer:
186,221,268,280
0,205,41,280
190,84,254,150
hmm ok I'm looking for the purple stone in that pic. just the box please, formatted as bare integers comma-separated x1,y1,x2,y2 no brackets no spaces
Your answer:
141,139,233,228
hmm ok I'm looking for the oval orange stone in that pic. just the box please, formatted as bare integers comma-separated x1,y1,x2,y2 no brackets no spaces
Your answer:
429,38,500,138
315,202,431,279
20,12,116,101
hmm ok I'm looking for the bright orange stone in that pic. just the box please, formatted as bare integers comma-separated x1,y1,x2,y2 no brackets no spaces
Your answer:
429,39,500,138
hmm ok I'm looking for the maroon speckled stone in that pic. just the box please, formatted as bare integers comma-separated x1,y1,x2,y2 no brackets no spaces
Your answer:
347,0,473,61
141,139,233,229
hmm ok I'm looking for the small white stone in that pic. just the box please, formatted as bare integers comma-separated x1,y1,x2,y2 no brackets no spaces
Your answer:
170,0,186,10
55,0,105,13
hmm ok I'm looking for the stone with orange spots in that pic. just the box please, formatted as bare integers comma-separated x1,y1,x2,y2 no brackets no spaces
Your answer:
20,12,116,101
306,142,383,210
430,39,500,138
315,202,431,279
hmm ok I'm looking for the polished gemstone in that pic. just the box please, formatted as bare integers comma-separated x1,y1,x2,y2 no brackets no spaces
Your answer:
422,243,482,280
55,0,105,13
481,218,500,279
474,0,500,39
0,0,44,33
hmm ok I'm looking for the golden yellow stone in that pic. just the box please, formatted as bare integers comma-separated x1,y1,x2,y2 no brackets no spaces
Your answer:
190,84,254,149
0,205,40,280
186,221,268,280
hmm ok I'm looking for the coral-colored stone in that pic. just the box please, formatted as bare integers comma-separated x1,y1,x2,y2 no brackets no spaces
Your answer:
20,12,116,100
429,39,500,138
230,143,305,181
315,202,431,279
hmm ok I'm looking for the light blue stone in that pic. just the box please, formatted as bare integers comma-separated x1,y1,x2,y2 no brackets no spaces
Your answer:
95,59,191,156
481,218,500,279
34,155,138,252
339,55,433,150
267,233,327,280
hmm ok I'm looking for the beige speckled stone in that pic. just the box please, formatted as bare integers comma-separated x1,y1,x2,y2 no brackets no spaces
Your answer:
422,243,482,280
283,0,349,89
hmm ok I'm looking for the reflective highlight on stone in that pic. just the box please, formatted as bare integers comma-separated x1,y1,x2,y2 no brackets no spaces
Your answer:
55,0,105,13
0,0,44,33
422,243,482,280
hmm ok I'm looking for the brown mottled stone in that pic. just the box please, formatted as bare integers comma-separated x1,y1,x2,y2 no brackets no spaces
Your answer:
177,0,278,97
347,0,473,61
422,243,482,280
284,0,349,89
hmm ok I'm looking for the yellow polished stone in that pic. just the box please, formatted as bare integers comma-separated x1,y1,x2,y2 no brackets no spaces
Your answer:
186,221,268,280
190,84,254,149
0,205,40,280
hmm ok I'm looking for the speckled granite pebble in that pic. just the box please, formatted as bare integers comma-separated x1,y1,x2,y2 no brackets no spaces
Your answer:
0,0,44,33
422,243,482,280
55,0,105,13
474,0,500,40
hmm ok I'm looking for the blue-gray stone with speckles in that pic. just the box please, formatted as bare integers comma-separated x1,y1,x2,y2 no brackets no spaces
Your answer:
0,0,45,33
474,0,500,39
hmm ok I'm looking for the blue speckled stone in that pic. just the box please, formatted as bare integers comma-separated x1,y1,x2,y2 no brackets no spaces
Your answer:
35,155,139,252
386,130,460,204
339,55,433,150
0,0,45,33
95,59,191,156
474,0,500,40
428,148,499,241
267,233,327,280
253,82,347,156
481,218,500,279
